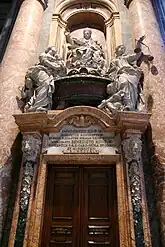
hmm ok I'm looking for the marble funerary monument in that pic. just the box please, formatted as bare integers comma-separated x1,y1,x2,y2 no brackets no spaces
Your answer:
0,0,165,247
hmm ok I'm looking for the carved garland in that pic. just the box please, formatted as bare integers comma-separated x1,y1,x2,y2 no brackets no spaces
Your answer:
122,135,145,246
14,133,42,246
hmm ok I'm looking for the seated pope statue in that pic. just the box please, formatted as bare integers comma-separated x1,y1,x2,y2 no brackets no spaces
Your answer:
65,28,105,73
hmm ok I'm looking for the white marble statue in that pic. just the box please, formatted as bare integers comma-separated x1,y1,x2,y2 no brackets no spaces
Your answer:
98,36,145,113
21,46,66,112
65,28,106,75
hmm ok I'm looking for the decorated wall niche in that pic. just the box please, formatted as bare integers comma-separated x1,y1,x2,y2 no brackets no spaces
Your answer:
48,0,121,62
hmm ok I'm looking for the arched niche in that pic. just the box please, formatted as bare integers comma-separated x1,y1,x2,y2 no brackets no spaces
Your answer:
67,12,105,34
48,0,122,62
65,11,107,62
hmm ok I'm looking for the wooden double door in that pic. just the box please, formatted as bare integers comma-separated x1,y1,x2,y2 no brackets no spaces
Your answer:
41,166,119,247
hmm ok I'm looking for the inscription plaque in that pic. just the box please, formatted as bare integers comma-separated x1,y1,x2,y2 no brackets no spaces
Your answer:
42,125,117,154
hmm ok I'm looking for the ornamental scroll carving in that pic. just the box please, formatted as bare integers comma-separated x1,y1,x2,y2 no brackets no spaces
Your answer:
68,115,96,127
19,162,34,211
128,160,142,212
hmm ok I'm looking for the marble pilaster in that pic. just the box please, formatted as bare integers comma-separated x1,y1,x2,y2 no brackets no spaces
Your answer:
122,133,151,247
126,0,165,245
48,14,67,57
105,12,122,61
14,133,42,247
0,0,46,242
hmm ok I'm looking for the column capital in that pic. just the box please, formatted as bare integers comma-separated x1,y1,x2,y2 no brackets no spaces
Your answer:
124,0,133,8
122,134,142,163
22,133,42,163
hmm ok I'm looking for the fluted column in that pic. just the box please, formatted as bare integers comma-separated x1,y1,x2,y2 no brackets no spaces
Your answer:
0,0,47,242
125,0,165,245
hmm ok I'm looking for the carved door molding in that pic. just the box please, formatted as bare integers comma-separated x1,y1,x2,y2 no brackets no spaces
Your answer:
26,154,131,247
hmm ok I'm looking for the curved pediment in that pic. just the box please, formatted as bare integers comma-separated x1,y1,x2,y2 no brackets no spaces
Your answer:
46,106,117,132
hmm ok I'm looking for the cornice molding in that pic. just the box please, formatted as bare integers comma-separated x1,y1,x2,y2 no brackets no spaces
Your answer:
13,106,151,134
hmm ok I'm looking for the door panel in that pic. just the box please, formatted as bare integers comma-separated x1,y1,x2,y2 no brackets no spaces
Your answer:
42,168,79,247
83,168,118,247
41,166,119,247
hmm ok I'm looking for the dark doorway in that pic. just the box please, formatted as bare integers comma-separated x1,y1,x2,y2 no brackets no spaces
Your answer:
41,166,119,247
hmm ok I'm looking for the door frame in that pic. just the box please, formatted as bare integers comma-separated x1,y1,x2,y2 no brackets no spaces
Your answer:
27,154,131,247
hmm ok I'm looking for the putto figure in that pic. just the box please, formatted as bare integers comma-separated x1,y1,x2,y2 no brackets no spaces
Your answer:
98,36,146,114
65,28,106,75
21,46,66,112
